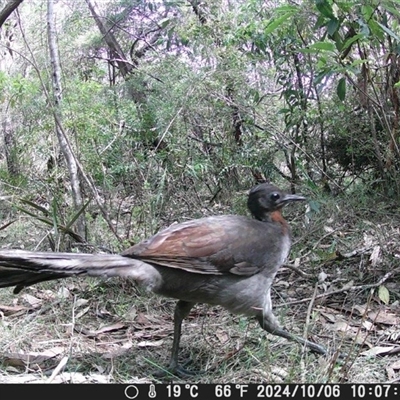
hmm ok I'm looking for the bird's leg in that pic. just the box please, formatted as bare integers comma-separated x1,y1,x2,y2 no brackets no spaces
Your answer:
169,300,196,373
258,312,327,356
153,300,198,377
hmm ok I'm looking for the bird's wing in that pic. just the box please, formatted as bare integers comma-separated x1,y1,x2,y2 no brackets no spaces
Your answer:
121,215,276,276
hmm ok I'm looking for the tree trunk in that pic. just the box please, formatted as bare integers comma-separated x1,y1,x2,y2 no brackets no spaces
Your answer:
84,0,150,105
85,0,132,77
0,0,23,29
85,0,165,150
47,0,86,240
2,117,19,177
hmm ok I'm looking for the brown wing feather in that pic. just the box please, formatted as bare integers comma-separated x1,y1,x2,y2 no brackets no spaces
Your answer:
122,219,226,274
121,215,281,276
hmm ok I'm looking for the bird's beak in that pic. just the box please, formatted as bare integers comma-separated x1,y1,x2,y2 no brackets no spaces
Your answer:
280,193,306,206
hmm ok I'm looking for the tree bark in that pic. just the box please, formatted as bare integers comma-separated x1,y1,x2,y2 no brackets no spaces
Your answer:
47,0,86,240
85,0,133,78
0,0,23,29
189,1,243,146
2,117,19,177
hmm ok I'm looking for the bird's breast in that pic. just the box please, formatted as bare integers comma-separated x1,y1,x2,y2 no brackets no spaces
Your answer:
278,233,291,265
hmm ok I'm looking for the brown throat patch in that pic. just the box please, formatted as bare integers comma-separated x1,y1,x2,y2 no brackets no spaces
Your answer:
270,210,289,235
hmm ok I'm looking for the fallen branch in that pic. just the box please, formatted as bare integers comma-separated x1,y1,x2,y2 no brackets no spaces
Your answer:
47,355,69,383
284,246,374,279
277,267,400,308
340,246,374,259
0,219,16,231
283,262,313,279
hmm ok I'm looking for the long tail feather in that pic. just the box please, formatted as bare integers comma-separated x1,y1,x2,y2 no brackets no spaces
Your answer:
0,250,148,294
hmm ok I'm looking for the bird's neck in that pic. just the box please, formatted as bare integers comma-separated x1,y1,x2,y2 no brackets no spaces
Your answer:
269,210,290,235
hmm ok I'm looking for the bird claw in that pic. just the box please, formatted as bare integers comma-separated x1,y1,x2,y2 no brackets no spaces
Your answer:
173,365,204,378
152,360,204,379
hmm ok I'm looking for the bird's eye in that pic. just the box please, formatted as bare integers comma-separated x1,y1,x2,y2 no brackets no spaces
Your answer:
270,192,280,201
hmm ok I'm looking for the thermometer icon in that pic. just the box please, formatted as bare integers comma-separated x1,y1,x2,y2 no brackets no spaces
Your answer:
148,384,157,398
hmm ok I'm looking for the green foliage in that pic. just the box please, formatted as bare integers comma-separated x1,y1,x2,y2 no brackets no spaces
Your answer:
336,77,346,101
1,0,400,251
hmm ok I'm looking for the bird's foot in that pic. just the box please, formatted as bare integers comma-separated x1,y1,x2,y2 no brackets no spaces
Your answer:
153,360,203,379
305,339,327,355
295,335,348,361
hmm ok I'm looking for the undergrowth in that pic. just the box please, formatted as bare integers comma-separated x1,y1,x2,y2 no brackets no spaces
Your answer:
0,184,399,383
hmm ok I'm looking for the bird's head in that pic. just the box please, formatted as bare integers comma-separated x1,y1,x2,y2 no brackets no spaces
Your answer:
247,183,306,221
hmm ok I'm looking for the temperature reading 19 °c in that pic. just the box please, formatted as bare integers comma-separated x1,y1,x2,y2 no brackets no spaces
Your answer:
166,384,199,398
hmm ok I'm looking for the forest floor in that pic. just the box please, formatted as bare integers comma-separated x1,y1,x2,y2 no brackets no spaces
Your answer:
0,188,399,384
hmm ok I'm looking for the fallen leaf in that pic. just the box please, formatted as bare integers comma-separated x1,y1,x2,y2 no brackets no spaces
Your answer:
124,306,137,321
75,306,90,319
47,355,69,383
137,339,164,347
94,364,106,373
0,372,113,384
4,366,20,374
21,294,42,308
386,366,396,380
253,367,288,383
318,271,328,283
136,313,151,325
388,360,400,369
352,304,369,316
132,327,170,341
327,320,370,344
378,285,390,305
102,342,133,359
75,322,127,338
96,309,114,319
369,245,381,266
57,287,71,299
361,346,396,357
35,290,57,300
320,311,336,323
215,329,230,344
74,298,89,308
0,304,31,316
363,233,375,247
341,280,354,290
362,320,374,331
95,322,127,335
330,321,351,332
368,310,399,325
3,346,64,366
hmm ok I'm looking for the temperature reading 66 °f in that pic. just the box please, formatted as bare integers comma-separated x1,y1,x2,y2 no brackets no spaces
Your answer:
215,385,231,397
166,384,198,398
